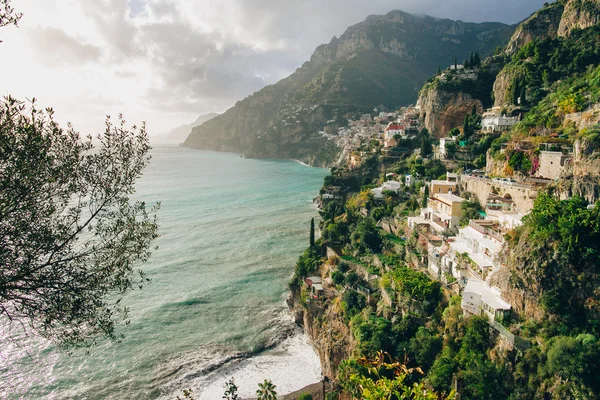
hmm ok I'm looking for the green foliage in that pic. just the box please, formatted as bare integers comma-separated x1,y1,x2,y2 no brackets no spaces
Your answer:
391,266,442,308
223,378,241,400
504,25,600,118
351,218,383,254
351,313,395,356
460,197,483,226
422,185,429,208
332,270,345,285
297,394,313,400
341,290,367,320
0,97,160,346
509,193,600,331
338,262,350,273
309,218,315,247
338,352,454,400
256,379,277,400
507,150,533,174
294,247,322,281
346,270,359,286
410,327,442,372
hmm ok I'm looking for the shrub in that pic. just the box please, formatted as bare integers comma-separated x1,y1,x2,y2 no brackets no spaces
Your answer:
332,271,345,285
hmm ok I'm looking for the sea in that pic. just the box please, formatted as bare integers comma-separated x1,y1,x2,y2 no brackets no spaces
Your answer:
0,143,327,399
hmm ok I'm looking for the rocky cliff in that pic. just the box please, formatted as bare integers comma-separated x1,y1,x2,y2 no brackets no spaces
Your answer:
288,285,355,380
418,86,483,137
503,1,564,56
493,0,600,107
558,0,600,36
183,10,513,165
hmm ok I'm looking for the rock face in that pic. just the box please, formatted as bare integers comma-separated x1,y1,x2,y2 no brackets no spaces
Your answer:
418,86,483,137
558,0,600,36
494,0,600,107
503,2,564,56
288,286,355,380
183,10,512,165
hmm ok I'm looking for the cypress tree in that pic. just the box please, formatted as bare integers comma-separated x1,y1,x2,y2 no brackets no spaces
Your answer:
463,115,471,138
474,52,481,67
464,59,469,69
310,218,315,247
423,185,429,208
454,57,458,70
470,52,474,67
472,105,477,115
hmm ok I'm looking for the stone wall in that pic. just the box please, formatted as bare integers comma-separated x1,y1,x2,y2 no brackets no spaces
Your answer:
460,175,538,214
536,151,567,179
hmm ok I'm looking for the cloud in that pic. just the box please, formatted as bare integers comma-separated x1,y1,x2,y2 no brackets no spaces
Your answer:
0,0,547,134
28,27,102,66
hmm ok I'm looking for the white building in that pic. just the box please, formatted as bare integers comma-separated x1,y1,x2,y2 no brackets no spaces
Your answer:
481,115,519,132
439,137,457,159
498,212,524,230
371,180,401,200
405,174,414,187
448,220,504,278
461,279,511,323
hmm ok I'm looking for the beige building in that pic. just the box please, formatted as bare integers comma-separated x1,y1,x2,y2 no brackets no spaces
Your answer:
430,179,457,195
421,193,465,233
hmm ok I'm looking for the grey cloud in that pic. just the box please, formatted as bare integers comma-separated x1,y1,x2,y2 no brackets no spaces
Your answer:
28,27,102,66
86,0,548,114
83,0,146,61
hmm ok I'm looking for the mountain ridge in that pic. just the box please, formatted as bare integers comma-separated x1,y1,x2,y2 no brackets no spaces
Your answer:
157,113,219,142
183,10,515,166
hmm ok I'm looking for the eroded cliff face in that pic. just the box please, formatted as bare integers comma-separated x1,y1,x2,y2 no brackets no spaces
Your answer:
555,138,600,202
490,258,547,322
558,0,600,36
288,286,355,381
418,85,483,137
493,0,600,107
503,2,564,56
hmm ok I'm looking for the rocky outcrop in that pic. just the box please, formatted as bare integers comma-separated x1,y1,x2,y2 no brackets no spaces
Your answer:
564,103,600,130
288,285,355,381
558,0,600,36
554,138,600,203
418,84,483,137
492,66,520,108
504,2,564,56
490,261,547,322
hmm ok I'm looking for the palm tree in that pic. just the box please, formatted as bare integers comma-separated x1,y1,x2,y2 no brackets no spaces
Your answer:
256,379,277,400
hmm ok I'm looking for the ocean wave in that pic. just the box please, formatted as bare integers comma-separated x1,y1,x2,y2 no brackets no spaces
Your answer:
156,310,303,398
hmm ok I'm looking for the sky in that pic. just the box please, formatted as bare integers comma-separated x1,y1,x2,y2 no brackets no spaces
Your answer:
0,0,547,136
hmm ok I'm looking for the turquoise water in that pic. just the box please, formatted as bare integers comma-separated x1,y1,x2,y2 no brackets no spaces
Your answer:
1,144,327,399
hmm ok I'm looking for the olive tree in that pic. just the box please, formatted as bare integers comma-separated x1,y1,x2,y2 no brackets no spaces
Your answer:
0,97,159,346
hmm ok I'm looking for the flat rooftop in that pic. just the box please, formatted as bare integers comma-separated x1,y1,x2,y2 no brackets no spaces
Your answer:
435,193,465,204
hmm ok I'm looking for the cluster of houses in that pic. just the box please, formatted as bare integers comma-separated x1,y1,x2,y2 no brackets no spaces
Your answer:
401,173,527,323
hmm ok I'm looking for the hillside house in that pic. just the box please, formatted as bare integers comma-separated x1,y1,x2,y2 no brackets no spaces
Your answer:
306,276,324,299
481,115,519,132
430,179,457,195
461,279,511,323
421,193,465,233
439,137,457,159
448,220,504,278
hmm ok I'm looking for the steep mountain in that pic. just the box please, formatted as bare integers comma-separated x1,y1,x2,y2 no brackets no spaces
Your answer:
157,113,219,142
183,10,514,166
493,0,600,107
